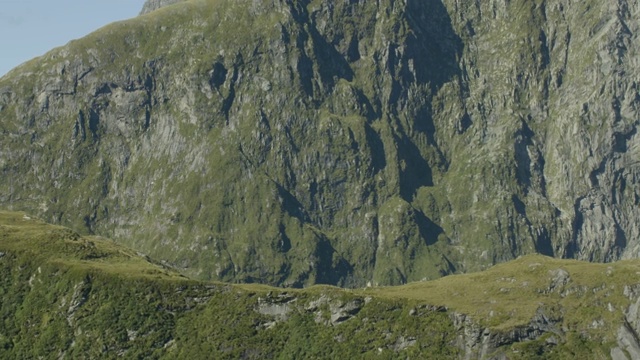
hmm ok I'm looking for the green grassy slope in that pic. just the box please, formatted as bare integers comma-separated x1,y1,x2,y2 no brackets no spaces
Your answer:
1,210,639,359
0,211,457,358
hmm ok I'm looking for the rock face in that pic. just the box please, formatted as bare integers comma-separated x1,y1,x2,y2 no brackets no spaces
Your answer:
139,0,186,15
612,286,640,359
0,0,639,286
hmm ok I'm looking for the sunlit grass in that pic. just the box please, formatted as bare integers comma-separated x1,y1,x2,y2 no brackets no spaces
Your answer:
2,210,639,357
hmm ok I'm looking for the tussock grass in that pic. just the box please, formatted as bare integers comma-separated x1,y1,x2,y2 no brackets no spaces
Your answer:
0,211,186,281
1,210,638,358
367,253,640,334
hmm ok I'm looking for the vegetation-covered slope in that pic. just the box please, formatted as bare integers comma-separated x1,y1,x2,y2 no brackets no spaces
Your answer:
0,0,639,287
0,211,454,358
3,211,640,359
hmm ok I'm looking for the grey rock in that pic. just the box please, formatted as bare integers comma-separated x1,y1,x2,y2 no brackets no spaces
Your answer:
391,336,417,352
451,312,492,359
256,294,296,322
547,269,571,293
452,306,564,359
615,323,640,360
66,280,91,325
305,294,329,312
139,0,187,15
624,284,640,299
614,296,640,358
329,299,363,325
611,347,630,360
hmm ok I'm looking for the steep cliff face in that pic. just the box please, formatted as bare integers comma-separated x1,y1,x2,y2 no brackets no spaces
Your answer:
450,0,640,267
0,0,639,286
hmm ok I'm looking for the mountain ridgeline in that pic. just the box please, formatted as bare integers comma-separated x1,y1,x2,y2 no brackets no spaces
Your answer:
0,0,639,287
4,211,640,359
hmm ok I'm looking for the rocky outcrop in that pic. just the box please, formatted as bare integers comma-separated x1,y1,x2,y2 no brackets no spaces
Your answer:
256,292,296,324
612,287,640,359
0,0,639,287
453,306,565,360
66,279,90,322
139,0,186,15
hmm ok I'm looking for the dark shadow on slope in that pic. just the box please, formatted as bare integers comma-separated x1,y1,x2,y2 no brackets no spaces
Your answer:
315,236,354,286
565,197,585,258
277,223,292,253
353,87,380,122
397,131,433,201
276,183,310,223
410,5,462,78
613,126,637,153
307,25,354,85
403,0,463,92
275,181,354,287
292,29,315,98
512,195,527,217
414,209,443,246
534,228,554,257
287,0,354,99
88,109,100,139
221,66,238,120
209,62,227,89
512,194,554,257
364,123,386,176
611,224,627,260
458,112,473,134
394,0,462,200
514,120,536,190
440,255,457,276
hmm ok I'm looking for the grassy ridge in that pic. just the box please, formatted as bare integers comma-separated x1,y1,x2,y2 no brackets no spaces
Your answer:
372,255,640,328
0,211,457,358
1,210,638,358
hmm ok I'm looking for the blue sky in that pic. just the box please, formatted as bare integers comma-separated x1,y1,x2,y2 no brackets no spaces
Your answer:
0,0,146,77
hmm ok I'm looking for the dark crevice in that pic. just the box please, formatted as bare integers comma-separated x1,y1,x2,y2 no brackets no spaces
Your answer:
346,34,361,62
405,0,463,90
288,0,354,98
276,183,310,224
566,196,586,258
414,209,443,246
396,132,433,201
613,126,636,153
457,112,473,134
364,124,386,176
535,228,554,257
539,30,550,69
512,195,527,218
315,238,354,286
277,223,292,253
88,109,100,139
514,119,538,192
209,62,228,89
221,67,238,121
94,83,114,96
610,223,627,261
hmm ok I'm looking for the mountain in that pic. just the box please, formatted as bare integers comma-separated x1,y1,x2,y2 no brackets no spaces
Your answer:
139,0,187,15
0,0,639,287
3,210,640,359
